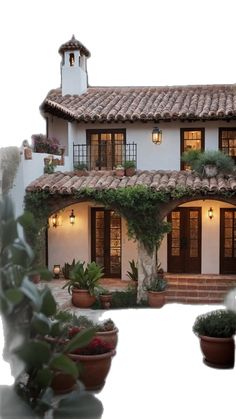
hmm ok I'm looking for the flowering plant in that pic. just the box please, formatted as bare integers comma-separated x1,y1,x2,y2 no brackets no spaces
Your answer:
32,134,61,154
68,328,113,355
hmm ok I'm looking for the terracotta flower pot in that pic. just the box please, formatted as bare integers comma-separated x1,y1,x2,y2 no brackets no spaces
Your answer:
125,167,135,176
99,294,113,309
69,349,116,391
147,290,166,308
72,288,96,308
199,335,235,368
115,169,125,177
51,371,76,394
96,328,119,349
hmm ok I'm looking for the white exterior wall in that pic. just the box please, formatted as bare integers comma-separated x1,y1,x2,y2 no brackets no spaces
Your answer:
71,120,236,171
47,201,137,278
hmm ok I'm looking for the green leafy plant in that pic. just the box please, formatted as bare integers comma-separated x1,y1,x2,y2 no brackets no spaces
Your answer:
44,161,56,174
0,197,102,417
62,261,104,296
99,287,112,295
74,162,88,171
193,309,236,338
62,259,76,279
127,259,138,281
124,160,136,169
182,149,235,176
144,277,167,292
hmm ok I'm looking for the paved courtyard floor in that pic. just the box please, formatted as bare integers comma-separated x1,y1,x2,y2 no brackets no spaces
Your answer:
1,280,236,419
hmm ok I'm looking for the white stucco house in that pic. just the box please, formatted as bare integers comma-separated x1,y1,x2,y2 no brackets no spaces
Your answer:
10,35,236,303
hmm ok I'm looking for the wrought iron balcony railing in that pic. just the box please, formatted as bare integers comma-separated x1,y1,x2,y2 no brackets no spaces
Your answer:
73,142,137,170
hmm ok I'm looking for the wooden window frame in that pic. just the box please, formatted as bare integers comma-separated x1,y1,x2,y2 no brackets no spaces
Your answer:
180,128,205,170
219,128,236,163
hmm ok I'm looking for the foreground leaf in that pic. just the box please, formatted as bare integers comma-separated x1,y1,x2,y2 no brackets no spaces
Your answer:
14,340,51,368
64,327,95,354
50,354,78,378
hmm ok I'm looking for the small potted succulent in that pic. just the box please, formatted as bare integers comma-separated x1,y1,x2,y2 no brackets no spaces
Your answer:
73,162,88,176
124,160,136,176
144,275,168,308
99,288,113,309
115,164,125,177
193,309,236,368
62,261,104,308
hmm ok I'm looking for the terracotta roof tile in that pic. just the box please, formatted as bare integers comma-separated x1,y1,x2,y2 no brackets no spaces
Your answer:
26,170,236,196
42,85,236,122
58,35,90,57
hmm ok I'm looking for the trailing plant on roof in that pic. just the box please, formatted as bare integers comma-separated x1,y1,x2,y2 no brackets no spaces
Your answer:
0,196,103,418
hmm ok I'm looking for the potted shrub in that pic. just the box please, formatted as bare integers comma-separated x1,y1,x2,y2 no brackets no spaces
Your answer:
62,261,104,308
181,149,235,177
99,288,113,309
115,164,125,177
144,275,168,308
124,160,136,176
73,162,88,175
68,329,116,391
31,134,60,154
193,309,236,368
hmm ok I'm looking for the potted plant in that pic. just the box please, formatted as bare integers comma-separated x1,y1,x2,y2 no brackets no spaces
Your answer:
73,162,88,175
95,318,119,349
31,134,61,154
127,259,138,288
124,160,136,176
99,288,113,309
144,275,168,308
193,309,236,368
115,164,125,177
68,330,116,391
62,261,104,308
181,149,235,177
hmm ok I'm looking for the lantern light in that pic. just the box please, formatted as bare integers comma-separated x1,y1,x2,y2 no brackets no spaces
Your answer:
152,127,162,145
70,209,76,225
53,264,60,279
52,214,58,228
208,207,214,220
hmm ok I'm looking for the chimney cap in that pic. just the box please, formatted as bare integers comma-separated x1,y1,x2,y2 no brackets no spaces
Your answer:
58,35,91,58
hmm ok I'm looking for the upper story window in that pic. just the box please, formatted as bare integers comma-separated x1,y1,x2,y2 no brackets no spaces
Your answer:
87,129,126,170
219,128,236,163
180,128,205,170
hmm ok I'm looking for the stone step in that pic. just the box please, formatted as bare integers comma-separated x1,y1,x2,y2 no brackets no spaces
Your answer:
166,282,236,291
166,295,224,305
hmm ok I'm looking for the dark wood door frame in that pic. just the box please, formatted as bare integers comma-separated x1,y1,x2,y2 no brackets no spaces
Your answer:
220,208,236,274
167,207,202,273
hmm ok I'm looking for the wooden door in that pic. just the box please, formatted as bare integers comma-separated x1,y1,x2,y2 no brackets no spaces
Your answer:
168,207,201,273
91,208,121,277
220,208,236,274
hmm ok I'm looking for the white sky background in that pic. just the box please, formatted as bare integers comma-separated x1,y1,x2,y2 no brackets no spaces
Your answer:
1,0,236,147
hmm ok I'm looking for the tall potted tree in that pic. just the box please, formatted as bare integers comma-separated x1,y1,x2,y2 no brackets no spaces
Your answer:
62,261,104,308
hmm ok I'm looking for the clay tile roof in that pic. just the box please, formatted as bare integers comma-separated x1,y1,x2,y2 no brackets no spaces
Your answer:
58,35,91,58
42,84,236,123
26,170,236,196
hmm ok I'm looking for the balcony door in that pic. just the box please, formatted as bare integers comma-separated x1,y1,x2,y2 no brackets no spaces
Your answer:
167,207,201,273
220,209,236,274
87,129,126,170
91,208,121,277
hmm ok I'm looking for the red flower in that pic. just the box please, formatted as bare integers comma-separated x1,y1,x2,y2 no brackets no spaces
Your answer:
71,337,113,355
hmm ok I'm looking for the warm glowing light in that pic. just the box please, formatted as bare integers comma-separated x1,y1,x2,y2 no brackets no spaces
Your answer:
152,127,162,144
70,209,76,225
52,214,58,227
208,207,214,219
53,264,60,278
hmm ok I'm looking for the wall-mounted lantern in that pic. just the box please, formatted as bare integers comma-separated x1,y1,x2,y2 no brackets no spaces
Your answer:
52,214,58,228
53,264,60,279
208,207,214,220
69,209,76,225
152,127,162,145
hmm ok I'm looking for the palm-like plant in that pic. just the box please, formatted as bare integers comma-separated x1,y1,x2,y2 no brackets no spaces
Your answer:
63,261,104,295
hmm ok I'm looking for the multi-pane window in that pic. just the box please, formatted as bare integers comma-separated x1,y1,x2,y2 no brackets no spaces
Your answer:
180,129,204,170
219,129,236,163
87,129,126,170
